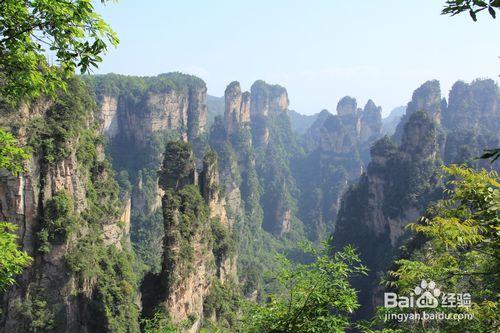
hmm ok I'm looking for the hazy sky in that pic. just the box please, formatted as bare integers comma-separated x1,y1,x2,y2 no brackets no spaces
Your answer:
93,0,499,116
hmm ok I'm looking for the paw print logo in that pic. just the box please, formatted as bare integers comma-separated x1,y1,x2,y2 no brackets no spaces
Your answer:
414,280,440,308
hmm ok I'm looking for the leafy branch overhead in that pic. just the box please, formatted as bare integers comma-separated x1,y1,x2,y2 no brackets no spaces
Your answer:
0,0,119,102
442,0,500,21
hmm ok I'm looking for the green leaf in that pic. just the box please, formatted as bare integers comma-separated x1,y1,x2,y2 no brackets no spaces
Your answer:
488,5,496,17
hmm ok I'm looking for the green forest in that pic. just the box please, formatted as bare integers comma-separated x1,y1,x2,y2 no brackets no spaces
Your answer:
0,1,498,332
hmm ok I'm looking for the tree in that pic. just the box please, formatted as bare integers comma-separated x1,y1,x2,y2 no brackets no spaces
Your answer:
0,129,32,291
366,165,499,332
0,0,118,102
0,129,29,175
0,222,32,291
243,241,367,333
442,0,500,21
141,311,178,333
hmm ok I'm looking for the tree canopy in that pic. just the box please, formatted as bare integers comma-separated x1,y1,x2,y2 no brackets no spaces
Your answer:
442,0,500,21
243,241,367,333
0,0,118,102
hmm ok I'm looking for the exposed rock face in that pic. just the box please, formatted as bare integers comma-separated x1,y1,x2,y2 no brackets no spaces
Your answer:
262,188,292,236
336,96,358,116
332,78,499,320
224,81,251,137
249,80,289,147
440,79,499,167
103,197,132,249
406,80,442,117
215,80,297,238
250,80,289,118
302,109,331,148
91,73,208,149
224,81,243,136
146,142,233,332
88,73,210,275
0,79,137,333
99,95,119,138
200,152,236,282
294,98,383,240
334,110,440,320
394,80,444,141
240,92,251,123
443,79,499,131
360,99,383,143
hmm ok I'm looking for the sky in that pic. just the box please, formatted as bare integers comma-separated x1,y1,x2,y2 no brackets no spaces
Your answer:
93,0,499,116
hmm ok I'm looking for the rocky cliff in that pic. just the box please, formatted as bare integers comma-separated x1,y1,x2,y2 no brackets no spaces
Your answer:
392,79,499,166
333,78,499,319
334,110,440,319
142,142,234,332
89,73,207,146
86,73,210,275
216,80,297,237
0,77,139,333
293,97,383,240
441,79,500,166
249,80,289,147
393,80,445,141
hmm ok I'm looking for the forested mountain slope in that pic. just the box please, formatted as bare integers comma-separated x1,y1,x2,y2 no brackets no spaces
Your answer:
334,78,499,319
1,73,497,332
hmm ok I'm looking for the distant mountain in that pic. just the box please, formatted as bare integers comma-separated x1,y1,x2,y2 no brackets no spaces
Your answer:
207,94,224,126
288,109,319,134
382,105,405,135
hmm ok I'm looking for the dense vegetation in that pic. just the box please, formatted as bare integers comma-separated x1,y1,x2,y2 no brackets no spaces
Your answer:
0,130,31,292
0,0,118,103
243,242,367,333
1,3,498,327
0,76,141,332
363,165,500,332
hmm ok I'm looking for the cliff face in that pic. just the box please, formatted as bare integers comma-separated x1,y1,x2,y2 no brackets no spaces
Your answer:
334,110,440,319
393,80,444,141
224,81,251,137
249,80,289,147
333,78,499,319
0,77,138,333
217,80,297,237
360,99,383,143
91,73,207,147
392,78,498,166
442,79,499,166
144,142,234,332
336,96,358,116
87,73,209,275
294,97,383,240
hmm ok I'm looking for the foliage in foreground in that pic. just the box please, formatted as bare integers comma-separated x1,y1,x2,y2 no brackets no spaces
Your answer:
0,0,118,103
0,129,31,291
443,0,499,21
0,129,29,176
363,165,499,332
242,241,367,333
0,222,32,291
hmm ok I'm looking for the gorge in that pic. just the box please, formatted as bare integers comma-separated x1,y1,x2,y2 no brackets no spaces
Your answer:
0,72,498,332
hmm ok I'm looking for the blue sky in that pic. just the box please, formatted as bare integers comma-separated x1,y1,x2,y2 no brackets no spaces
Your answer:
93,0,499,116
